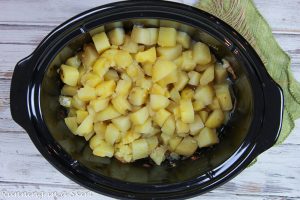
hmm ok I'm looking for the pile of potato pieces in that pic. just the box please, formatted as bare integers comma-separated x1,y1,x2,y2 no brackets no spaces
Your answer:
59,25,233,165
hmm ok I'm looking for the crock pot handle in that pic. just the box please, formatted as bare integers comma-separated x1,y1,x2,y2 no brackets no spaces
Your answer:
10,55,34,132
254,80,284,155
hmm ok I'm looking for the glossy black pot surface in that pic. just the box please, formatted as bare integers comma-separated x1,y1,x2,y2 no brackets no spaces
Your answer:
10,1,283,199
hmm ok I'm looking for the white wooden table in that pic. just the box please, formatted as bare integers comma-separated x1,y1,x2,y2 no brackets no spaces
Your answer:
0,0,299,199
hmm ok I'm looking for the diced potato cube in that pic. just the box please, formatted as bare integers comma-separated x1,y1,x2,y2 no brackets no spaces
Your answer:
135,47,156,63
200,65,214,85
115,79,132,95
112,116,131,132
196,127,219,148
176,120,189,136
152,59,177,82
181,88,195,100
208,97,221,110
90,98,109,112
95,105,121,121
151,84,167,96
214,63,228,83
77,86,96,101
128,87,148,106
60,64,79,86
96,80,116,98
92,32,111,53
134,118,155,136
176,31,191,49
181,51,196,71
64,117,78,134
112,95,132,114
131,26,150,45
71,95,86,110
115,50,133,69
189,115,204,135
161,116,175,136
188,71,201,86
89,134,104,150
194,85,214,106
205,109,225,128
132,138,149,160
174,71,189,91
179,99,194,123
170,88,181,103
153,109,171,127
193,99,205,111
148,28,158,45
195,63,212,72
108,28,125,45
121,130,141,145
169,136,182,151
84,131,95,141
214,84,233,111
101,49,118,67
160,133,172,145
126,62,144,81
157,70,178,87
115,143,133,163
86,105,96,116
120,35,139,53
93,57,110,79
172,106,181,120
157,44,182,60
142,137,157,158
157,27,177,47
76,110,89,124
61,85,78,96
142,62,153,76
94,122,106,138
136,77,152,90
66,54,81,67
93,141,114,157
199,110,209,123
150,146,167,165
59,96,72,107
81,72,101,87
175,136,198,156
192,42,211,65
150,94,170,110
76,115,94,136
105,123,121,145
130,107,149,125
104,69,119,81
81,44,99,69
174,56,183,67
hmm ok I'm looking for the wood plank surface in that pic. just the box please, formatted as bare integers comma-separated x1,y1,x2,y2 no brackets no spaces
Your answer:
0,0,299,199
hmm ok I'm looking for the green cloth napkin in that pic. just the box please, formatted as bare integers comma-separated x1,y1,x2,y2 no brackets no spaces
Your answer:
195,0,300,145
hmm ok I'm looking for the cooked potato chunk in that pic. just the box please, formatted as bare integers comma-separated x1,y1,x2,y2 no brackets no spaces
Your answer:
170,88,181,103
146,136,159,153
150,146,167,165
115,50,133,69
175,136,198,156
82,44,99,69
214,84,233,111
96,80,116,98
188,71,201,86
174,71,189,91
89,134,104,150
199,110,209,123
192,42,211,65
180,99,194,123
214,63,228,83
157,44,182,60
157,27,177,47
93,141,114,157
71,95,86,110
115,79,132,95
92,32,111,53
152,59,177,82
196,127,219,148
64,117,78,134
176,120,189,136
169,136,182,151
194,85,214,106
132,138,149,160
130,107,149,125
176,31,191,49
134,118,154,136
94,122,106,138
161,116,175,136
189,115,204,135
76,115,94,136
111,116,131,132
108,28,125,45
181,88,194,100
76,110,89,124
150,94,170,110
112,96,132,114
95,105,121,122
61,85,78,96
135,47,156,63
153,109,171,127
81,72,101,87
93,57,110,79
66,54,81,67
105,123,121,145
104,69,119,81
157,70,178,87
77,86,96,101
128,87,148,106
200,65,214,85
60,64,79,86
205,109,225,128
181,51,196,71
